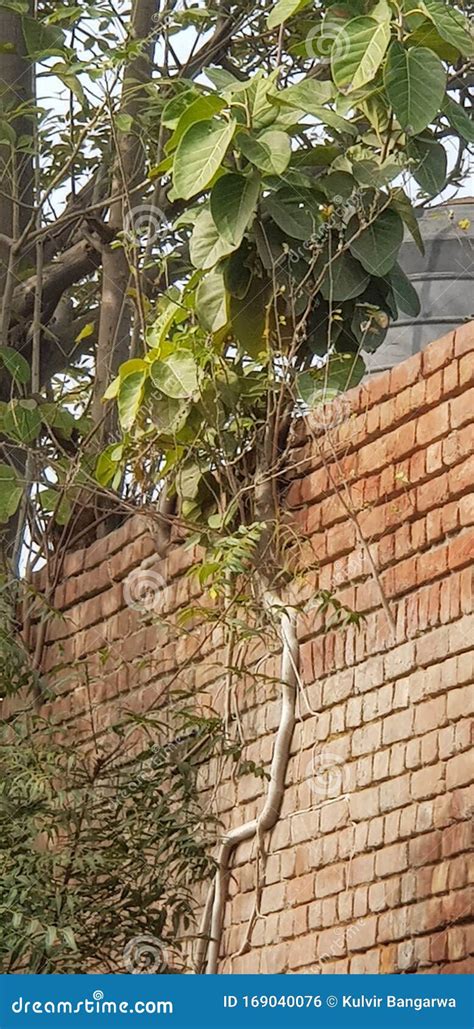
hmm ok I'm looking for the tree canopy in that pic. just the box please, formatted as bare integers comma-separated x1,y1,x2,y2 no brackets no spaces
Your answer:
0,0,471,569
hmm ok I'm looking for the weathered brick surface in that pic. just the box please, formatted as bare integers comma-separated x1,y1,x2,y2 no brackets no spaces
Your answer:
3,324,474,974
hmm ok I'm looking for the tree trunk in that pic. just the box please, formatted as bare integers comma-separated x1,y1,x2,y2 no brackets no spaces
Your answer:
0,5,34,291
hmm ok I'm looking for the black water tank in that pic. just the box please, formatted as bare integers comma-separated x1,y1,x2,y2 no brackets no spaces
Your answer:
364,198,474,373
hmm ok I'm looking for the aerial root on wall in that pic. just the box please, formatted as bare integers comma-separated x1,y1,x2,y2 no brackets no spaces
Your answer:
195,590,299,974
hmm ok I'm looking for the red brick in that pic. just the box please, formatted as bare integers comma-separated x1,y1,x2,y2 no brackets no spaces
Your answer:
446,752,474,790
417,403,450,446
448,530,474,572
451,389,474,429
375,842,408,878
454,321,474,356
422,331,455,375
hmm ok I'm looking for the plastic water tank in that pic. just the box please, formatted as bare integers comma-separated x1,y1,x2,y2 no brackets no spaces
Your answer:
364,198,474,373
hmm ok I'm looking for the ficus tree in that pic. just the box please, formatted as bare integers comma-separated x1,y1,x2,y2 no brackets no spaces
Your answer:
0,0,472,973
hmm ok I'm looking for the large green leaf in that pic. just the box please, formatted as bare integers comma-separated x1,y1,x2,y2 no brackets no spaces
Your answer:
147,292,186,349
442,96,474,144
408,134,447,196
162,89,200,129
173,118,236,200
210,172,260,246
331,16,391,93
166,94,226,153
348,209,404,277
150,395,189,435
196,271,228,333
263,192,315,240
421,0,474,56
22,15,65,58
190,210,237,270
237,130,291,176
320,252,370,302
230,277,269,359
0,346,30,384
0,463,23,523
384,44,446,135
267,0,311,30
274,79,334,112
150,351,199,399
296,353,365,407
3,400,41,444
389,263,421,317
117,370,146,431
391,187,425,254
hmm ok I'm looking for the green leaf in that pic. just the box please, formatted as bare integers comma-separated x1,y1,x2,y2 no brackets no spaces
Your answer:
62,927,78,952
296,353,365,406
263,191,315,240
331,17,391,93
0,2,29,11
50,63,85,105
96,445,122,488
348,209,404,277
173,118,236,200
408,134,447,196
117,370,146,431
115,113,133,133
189,210,237,270
389,262,421,317
166,94,226,153
406,20,459,62
320,252,370,302
4,400,41,444
267,0,311,30
237,130,291,176
162,89,200,129
230,277,269,359
0,463,22,523
22,15,65,58
39,488,71,525
442,97,474,144
196,271,228,333
75,321,95,343
384,44,446,136
150,351,199,399
210,172,260,248
421,0,474,56
147,292,184,349
150,395,189,435
391,187,425,254
40,403,75,438
0,346,30,384
273,79,334,113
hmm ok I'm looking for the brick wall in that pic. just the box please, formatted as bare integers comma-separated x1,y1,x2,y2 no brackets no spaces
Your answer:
4,322,474,974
